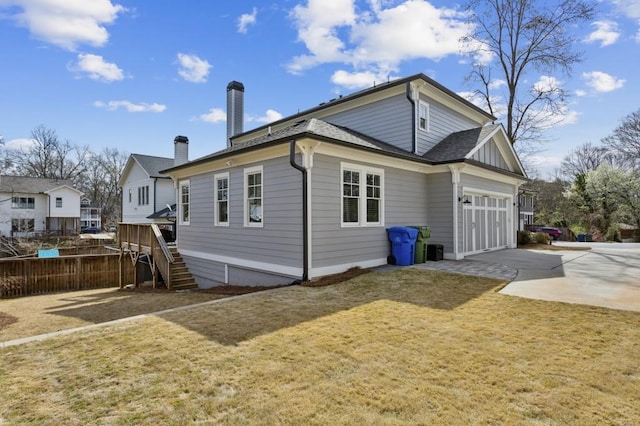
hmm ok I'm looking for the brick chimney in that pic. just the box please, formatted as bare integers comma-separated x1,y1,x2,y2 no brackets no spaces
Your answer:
226,81,244,147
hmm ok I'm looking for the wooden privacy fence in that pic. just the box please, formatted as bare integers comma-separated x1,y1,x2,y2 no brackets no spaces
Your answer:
0,254,134,298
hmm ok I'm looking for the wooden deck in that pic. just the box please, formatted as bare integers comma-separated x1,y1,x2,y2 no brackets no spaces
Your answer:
118,223,197,290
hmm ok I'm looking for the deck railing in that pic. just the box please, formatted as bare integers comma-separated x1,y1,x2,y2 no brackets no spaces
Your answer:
118,223,174,288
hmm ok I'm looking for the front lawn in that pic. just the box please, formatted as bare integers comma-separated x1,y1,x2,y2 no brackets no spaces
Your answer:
1,269,638,424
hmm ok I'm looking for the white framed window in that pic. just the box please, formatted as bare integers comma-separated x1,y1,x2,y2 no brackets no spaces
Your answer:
11,218,34,233
138,185,149,205
244,165,263,227
214,172,229,226
341,162,384,227
11,197,35,209
179,180,190,225
55,197,62,208
418,101,429,132
128,189,132,203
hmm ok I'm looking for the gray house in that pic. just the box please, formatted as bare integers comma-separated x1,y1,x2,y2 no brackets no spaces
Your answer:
161,74,527,287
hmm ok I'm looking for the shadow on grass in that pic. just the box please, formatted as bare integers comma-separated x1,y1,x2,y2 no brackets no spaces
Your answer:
155,268,504,346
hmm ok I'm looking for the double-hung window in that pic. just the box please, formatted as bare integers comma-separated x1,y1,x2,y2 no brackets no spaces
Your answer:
341,162,384,227
214,172,229,226
418,101,429,132
138,185,149,206
55,197,62,208
11,197,35,209
179,180,190,225
244,166,263,227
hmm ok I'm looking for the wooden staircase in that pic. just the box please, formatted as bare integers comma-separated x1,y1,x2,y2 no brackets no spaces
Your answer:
166,247,198,290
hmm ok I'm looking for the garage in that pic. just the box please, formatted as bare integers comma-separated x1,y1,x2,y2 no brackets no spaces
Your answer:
462,193,510,254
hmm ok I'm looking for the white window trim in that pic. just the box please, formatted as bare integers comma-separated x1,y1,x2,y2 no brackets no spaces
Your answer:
340,162,384,228
179,180,190,226
55,197,62,208
244,165,263,228
214,172,230,227
418,100,430,132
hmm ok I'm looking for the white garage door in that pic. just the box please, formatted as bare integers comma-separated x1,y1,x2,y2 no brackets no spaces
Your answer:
462,194,509,254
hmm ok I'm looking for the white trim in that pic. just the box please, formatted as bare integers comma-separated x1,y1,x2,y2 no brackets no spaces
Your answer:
244,165,263,228
178,180,190,226
179,249,302,278
213,172,230,227
309,258,387,279
418,100,430,132
340,162,385,228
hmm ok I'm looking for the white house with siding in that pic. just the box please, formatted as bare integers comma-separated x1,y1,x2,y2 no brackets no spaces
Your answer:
160,74,528,287
0,175,83,237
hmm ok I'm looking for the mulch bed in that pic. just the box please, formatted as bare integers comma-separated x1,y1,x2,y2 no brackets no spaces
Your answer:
301,267,371,287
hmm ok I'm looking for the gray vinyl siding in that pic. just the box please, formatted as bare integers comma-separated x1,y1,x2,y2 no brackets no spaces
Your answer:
472,140,509,170
311,154,428,268
417,96,479,155
425,173,454,253
177,156,303,285
323,94,414,152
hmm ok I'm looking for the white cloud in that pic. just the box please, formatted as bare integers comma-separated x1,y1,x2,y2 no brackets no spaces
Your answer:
94,100,166,112
533,75,562,94
584,20,620,46
582,71,625,92
330,70,388,89
0,0,125,50
238,7,257,34
69,53,124,82
5,138,37,151
247,109,284,123
287,0,472,81
194,108,226,123
575,89,587,97
176,53,211,83
611,0,640,19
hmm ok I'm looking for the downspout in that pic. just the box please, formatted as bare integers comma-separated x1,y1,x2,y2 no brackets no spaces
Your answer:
406,82,417,154
289,140,308,283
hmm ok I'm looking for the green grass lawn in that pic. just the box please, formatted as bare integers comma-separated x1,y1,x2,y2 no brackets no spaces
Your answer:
1,269,639,424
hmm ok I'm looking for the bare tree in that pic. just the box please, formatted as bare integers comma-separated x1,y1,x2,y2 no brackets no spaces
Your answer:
7,125,91,183
560,142,612,181
76,147,128,225
602,108,640,170
463,0,595,154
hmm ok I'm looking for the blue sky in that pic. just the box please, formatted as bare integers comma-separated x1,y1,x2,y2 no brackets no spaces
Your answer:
1,0,638,179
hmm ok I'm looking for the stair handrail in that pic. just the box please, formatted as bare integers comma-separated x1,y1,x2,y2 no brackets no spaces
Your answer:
150,224,174,263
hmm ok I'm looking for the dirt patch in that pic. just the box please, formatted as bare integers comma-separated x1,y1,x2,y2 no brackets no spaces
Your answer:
302,267,371,287
518,244,592,251
0,312,19,331
120,285,286,296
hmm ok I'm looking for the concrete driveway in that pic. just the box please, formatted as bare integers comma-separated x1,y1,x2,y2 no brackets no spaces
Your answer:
469,243,640,312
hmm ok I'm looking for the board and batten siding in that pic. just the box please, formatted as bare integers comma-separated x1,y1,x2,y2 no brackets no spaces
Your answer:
121,163,158,223
425,173,454,254
311,154,428,270
471,139,509,170
417,95,479,156
177,156,304,286
323,94,414,152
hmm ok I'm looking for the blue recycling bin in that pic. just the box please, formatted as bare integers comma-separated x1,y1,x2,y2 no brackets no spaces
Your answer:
577,234,585,242
387,226,419,266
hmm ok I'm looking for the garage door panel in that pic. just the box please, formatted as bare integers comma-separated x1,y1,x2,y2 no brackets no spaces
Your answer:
463,194,510,255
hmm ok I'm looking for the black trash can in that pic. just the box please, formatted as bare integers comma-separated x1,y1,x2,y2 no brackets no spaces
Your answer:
426,244,443,261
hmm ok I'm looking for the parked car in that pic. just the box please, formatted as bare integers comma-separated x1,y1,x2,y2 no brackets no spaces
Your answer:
80,226,102,234
534,226,561,240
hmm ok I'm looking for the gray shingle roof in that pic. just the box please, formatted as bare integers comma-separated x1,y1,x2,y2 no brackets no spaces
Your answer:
132,154,174,178
175,118,417,169
0,175,75,193
422,124,500,162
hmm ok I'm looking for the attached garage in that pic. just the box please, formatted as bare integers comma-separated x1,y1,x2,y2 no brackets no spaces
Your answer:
462,193,511,255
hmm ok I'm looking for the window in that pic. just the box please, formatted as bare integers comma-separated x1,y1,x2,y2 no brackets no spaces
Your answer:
341,163,384,227
179,180,190,225
138,185,149,205
214,173,229,226
244,166,263,227
11,219,34,233
11,197,35,209
418,101,429,132
128,190,132,203
55,197,62,208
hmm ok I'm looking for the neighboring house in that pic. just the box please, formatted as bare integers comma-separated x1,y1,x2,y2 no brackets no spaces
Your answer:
159,74,527,288
0,175,83,237
80,197,102,230
518,190,535,230
118,136,188,224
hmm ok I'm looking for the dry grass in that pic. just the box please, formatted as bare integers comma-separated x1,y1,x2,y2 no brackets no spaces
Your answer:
1,268,639,424
0,287,228,342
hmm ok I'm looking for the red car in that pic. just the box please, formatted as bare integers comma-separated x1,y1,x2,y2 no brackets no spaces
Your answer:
534,227,561,240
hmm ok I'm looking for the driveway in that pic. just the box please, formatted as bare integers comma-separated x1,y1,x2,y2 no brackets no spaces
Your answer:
469,243,640,312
